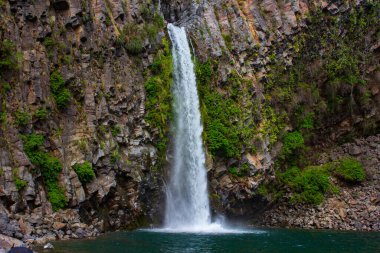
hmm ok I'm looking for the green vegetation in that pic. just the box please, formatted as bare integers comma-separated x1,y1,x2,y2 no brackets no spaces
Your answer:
222,33,232,51
0,39,18,123
43,37,57,59
111,125,121,137
261,5,378,206
110,150,120,164
116,6,164,55
34,107,49,120
144,38,173,167
73,161,95,184
279,131,305,163
196,60,258,159
280,166,337,205
0,39,18,73
22,134,67,211
265,3,379,140
278,156,364,205
334,157,365,183
50,70,71,110
12,169,27,191
201,86,240,158
125,38,144,55
228,163,250,177
15,110,31,126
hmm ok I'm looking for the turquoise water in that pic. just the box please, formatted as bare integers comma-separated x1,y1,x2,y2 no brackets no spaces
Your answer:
38,227,380,253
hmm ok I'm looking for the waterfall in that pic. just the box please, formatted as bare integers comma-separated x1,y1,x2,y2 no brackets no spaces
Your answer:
164,24,211,230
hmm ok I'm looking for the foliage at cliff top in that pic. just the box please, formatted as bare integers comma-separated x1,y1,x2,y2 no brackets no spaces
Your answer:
22,134,67,211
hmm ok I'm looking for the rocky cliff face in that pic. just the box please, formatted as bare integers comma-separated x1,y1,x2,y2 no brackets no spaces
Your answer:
0,0,379,243
0,0,167,242
163,0,380,226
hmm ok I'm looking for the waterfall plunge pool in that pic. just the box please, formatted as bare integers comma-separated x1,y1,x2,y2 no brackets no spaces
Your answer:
35,228,380,253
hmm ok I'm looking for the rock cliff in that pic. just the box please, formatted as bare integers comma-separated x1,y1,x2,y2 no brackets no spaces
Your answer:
0,0,379,243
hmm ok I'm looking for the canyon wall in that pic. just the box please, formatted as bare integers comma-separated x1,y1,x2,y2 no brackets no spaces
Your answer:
0,0,379,243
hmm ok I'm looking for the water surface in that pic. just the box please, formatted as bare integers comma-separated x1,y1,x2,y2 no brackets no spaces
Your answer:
39,228,380,253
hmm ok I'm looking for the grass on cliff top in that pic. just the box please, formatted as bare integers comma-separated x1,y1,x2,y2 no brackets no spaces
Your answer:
22,134,67,211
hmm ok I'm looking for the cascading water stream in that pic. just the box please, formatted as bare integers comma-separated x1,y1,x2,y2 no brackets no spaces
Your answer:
164,24,212,230
148,24,257,234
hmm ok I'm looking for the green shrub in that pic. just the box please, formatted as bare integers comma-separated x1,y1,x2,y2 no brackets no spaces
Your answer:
195,60,260,159
110,150,120,164
195,60,213,85
73,161,95,184
13,169,27,191
15,110,31,126
0,39,18,71
299,112,315,130
280,166,337,205
335,157,365,182
0,81,11,93
199,84,241,158
43,37,56,49
21,134,67,211
222,33,232,51
125,38,144,55
282,131,304,155
228,163,250,177
46,183,67,212
280,131,305,163
14,178,27,191
34,107,48,120
50,70,71,110
111,125,121,137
